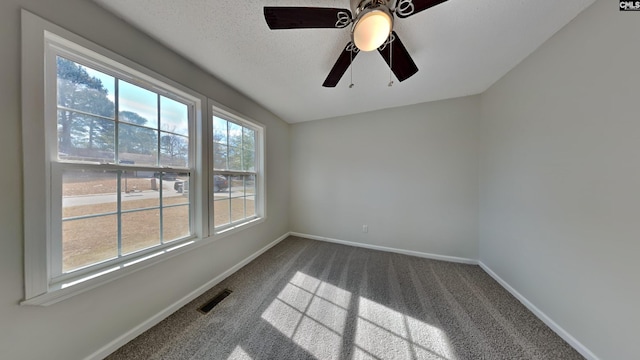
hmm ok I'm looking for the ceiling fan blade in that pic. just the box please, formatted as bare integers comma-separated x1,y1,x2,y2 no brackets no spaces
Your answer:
264,7,352,29
395,0,449,19
377,32,418,82
323,43,359,88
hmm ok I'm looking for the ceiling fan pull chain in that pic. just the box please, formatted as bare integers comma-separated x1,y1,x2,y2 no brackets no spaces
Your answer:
388,35,394,87
349,45,355,88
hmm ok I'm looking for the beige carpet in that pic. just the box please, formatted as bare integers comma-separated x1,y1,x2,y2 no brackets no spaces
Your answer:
106,236,583,360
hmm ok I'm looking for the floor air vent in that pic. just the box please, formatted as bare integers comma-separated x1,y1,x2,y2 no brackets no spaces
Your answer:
198,289,233,314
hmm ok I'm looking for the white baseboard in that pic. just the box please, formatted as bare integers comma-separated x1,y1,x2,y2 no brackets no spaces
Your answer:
86,232,291,360
292,232,597,359
478,262,600,360
290,232,478,265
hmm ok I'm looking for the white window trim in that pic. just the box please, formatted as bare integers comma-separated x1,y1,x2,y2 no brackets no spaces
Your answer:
21,10,213,306
46,39,199,283
208,99,267,236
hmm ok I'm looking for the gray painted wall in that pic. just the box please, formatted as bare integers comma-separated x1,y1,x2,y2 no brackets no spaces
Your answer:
290,96,480,260
1,0,634,359
479,0,639,359
0,0,289,359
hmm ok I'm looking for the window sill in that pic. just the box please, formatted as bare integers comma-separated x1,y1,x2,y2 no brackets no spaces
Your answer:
21,217,266,306
22,238,200,306
212,217,266,241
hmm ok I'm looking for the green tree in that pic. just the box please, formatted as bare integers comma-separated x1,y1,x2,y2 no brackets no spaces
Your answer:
242,128,255,171
213,118,228,169
212,120,255,171
118,111,157,157
56,57,115,156
160,125,188,167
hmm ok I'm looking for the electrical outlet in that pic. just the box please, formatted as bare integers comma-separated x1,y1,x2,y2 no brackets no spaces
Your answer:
362,225,368,233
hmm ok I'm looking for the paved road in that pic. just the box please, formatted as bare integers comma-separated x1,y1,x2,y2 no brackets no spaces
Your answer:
63,181,247,207
63,180,181,207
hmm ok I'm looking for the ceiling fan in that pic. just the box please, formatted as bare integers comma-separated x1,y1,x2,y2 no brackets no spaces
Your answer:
264,0,450,87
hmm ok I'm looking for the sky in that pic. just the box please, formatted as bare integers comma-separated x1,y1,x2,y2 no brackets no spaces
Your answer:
79,60,252,144
83,64,189,137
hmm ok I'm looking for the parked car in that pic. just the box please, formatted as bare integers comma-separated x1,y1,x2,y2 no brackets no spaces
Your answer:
174,175,228,193
214,175,228,192
174,178,189,194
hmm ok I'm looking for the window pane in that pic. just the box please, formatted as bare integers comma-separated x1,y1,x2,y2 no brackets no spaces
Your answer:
246,196,256,217
63,215,117,273
242,128,255,171
246,174,256,195
231,198,245,222
228,145,242,171
118,80,158,129
228,122,242,148
121,173,159,211
118,123,158,166
160,96,188,136
163,172,189,206
63,169,117,218
163,205,190,242
242,127,255,147
57,111,115,162
160,132,188,167
122,209,160,254
214,143,228,170
57,57,115,119
214,174,229,195
230,175,244,198
214,199,230,227
242,149,255,172
214,174,256,228
213,117,227,144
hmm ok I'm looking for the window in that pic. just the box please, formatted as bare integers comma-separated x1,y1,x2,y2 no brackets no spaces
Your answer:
53,55,194,278
211,108,265,233
22,12,265,305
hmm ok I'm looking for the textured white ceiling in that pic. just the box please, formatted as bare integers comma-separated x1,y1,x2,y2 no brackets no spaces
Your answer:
93,0,595,123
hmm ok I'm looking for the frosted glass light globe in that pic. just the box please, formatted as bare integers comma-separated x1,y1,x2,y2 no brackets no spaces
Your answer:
353,10,392,52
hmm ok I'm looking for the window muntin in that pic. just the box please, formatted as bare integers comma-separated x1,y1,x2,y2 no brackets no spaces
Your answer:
52,55,194,277
212,116,259,230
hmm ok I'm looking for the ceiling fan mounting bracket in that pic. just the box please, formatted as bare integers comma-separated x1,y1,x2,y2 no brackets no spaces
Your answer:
350,0,392,15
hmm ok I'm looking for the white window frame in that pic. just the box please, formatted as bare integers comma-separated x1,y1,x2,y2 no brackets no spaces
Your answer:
21,11,210,306
208,100,266,237
48,40,200,282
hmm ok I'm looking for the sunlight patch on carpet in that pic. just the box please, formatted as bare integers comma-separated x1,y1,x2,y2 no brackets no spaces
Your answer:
261,271,351,358
227,345,252,360
356,297,453,360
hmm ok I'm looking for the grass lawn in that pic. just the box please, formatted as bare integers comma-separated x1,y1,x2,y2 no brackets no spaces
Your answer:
62,176,254,272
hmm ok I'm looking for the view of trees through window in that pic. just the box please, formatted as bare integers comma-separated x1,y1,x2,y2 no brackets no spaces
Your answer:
57,57,191,273
56,57,189,166
213,117,257,228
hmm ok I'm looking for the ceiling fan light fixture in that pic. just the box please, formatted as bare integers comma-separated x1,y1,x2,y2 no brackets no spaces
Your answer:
352,7,393,52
